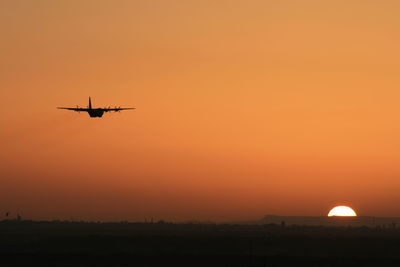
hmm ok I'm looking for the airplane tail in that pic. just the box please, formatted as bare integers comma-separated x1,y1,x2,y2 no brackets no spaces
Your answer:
88,97,92,109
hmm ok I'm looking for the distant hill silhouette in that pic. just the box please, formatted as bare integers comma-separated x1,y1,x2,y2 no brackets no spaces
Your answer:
259,215,399,228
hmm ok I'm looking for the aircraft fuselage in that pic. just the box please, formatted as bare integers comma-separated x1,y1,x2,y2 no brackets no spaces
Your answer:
88,109,104,118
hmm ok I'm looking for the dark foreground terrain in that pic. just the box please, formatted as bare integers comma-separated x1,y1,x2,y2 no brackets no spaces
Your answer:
1,220,400,266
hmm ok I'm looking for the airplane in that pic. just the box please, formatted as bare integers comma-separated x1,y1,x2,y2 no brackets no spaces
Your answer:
57,97,135,118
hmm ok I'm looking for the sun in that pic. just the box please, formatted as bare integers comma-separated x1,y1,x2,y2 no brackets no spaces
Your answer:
327,206,357,217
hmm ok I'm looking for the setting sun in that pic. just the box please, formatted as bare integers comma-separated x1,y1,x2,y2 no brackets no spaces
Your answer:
327,206,357,217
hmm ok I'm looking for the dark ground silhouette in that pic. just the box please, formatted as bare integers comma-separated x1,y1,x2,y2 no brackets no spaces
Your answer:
1,220,400,266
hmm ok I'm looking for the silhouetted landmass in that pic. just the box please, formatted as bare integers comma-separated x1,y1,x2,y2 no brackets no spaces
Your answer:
1,220,400,266
260,215,400,228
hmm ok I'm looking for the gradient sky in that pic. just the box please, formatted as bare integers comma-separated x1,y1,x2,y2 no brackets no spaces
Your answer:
1,0,400,222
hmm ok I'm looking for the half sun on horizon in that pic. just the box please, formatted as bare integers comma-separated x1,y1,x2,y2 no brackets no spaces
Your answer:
327,206,357,217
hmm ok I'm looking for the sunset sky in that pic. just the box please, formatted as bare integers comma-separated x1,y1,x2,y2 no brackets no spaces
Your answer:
1,0,400,222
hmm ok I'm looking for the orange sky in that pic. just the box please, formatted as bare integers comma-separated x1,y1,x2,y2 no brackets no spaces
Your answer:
1,0,400,221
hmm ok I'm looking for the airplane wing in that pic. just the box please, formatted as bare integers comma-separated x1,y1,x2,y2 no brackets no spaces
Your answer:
101,107,136,112
57,107,89,112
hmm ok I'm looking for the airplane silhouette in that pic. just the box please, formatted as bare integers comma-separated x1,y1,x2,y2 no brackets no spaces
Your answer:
57,97,135,118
